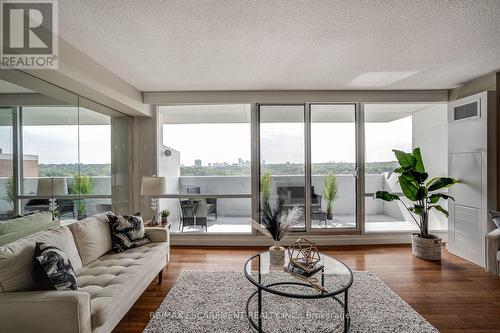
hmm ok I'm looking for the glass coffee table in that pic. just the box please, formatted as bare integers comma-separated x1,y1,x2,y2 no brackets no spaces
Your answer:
244,251,353,333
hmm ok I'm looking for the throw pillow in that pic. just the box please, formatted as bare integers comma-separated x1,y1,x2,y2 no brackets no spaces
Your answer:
490,211,500,228
33,242,78,291
108,213,150,253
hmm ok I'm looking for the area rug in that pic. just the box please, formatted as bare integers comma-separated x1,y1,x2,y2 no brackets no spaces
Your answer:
143,271,438,333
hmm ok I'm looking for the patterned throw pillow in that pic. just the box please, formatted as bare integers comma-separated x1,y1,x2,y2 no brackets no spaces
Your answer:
33,242,78,291
108,214,150,253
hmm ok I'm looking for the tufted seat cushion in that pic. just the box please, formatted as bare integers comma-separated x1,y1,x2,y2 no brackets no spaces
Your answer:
77,242,167,329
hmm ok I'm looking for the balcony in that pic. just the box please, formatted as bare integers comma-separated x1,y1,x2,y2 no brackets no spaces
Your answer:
160,173,447,234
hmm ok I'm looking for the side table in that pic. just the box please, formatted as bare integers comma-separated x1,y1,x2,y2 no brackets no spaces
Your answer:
144,221,171,275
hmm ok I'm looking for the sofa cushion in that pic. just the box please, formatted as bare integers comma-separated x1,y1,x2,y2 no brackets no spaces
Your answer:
76,242,167,328
0,226,82,292
33,242,78,291
68,212,114,266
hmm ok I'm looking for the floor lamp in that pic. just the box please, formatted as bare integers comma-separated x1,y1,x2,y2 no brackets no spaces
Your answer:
141,176,167,225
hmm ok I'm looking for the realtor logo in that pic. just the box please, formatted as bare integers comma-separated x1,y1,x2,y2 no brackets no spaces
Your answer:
1,0,58,68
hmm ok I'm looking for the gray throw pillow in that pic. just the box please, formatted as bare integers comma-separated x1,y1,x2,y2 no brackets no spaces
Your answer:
108,213,150,253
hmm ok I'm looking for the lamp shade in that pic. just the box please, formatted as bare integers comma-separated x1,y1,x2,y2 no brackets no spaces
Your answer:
141,176,167,196
37,178,68,196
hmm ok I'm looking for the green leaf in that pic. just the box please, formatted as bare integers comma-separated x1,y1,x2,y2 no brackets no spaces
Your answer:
416,186,428,200
428,193,455,204
393,150,416,170
409,170,429,184
427,177,460,191
398,174,420,201
431,204,449,217
425,176,439,188
374,191,399,202
412,148,426,174
409,204,425,215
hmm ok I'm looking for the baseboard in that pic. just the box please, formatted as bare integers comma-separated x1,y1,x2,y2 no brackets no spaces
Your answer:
171,230,448,246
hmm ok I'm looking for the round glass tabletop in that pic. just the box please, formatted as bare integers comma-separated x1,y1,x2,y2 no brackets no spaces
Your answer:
244,251,353,299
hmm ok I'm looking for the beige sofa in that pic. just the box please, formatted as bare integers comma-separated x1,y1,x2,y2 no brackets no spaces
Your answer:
486,229,500,275
0,213,169,333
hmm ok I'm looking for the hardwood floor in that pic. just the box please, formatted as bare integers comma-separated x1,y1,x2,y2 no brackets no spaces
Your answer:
114,245,500,333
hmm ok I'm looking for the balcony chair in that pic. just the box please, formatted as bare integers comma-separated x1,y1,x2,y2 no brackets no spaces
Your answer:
179,198,208,232
186,186,217,220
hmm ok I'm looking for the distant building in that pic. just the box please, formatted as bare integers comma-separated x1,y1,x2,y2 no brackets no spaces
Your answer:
194,159,202,167
0,153,38,177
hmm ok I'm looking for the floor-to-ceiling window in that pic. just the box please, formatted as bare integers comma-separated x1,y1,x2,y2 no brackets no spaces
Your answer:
158,100,447,237
159,104,252,233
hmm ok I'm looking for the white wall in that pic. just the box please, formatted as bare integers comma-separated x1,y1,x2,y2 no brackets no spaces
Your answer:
412,104,448,177
412,104,448,229
158,146,181,222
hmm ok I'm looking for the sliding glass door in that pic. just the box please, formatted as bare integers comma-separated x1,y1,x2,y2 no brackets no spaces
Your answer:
258,103,358,233
310,104,357,229
259,105,306,230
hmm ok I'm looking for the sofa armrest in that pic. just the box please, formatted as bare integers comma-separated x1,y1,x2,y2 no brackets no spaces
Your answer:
486,229,500,275
145,227,169,243
0,290,91,333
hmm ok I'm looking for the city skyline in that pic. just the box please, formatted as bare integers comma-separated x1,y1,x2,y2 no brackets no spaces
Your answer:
164,117,412,167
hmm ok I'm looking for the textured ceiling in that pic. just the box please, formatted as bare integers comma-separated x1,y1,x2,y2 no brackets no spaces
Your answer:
58,1,500,92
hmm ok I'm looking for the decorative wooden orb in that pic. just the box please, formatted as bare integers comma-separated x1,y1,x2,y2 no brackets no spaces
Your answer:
288,237,321,273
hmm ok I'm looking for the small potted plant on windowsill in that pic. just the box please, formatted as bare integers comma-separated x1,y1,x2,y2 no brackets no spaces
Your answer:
375,148,459,261
160,209,170,224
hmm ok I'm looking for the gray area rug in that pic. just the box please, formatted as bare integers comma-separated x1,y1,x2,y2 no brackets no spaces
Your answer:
143,271,438,333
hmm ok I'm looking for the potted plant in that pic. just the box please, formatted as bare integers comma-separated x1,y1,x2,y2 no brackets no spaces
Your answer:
375,148,459,260
260,170,272,204
160,209,170,224
252,201,303,265
71,175,92,220
322,172,338,220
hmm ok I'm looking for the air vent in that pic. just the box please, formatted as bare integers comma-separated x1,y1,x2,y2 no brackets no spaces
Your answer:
454,101,479,121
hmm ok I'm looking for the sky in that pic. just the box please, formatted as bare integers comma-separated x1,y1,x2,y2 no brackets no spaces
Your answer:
0,125,111,164
163,116,412,166
0,117,412,166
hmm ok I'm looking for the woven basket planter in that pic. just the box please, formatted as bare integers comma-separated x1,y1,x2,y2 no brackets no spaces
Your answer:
411,234,441,261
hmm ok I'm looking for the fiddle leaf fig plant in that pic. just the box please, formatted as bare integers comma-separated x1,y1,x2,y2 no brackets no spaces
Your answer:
375,148,459,239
